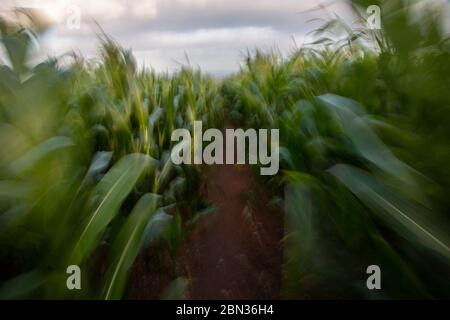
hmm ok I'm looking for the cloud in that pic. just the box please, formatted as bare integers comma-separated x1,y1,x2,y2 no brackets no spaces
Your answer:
61,0,351,34
6,0,353,74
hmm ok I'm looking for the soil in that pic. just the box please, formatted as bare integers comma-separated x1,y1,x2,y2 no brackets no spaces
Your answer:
128,121,284,299
181,166,283,299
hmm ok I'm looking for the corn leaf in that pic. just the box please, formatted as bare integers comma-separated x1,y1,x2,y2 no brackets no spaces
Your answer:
102,193,161,300
70,153,157,264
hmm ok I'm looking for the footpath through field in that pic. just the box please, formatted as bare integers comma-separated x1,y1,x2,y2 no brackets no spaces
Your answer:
128,120,284,299
179,120,284,299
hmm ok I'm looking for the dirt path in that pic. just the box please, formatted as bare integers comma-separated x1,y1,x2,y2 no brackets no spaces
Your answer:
128,121,284,299
179,122,284,299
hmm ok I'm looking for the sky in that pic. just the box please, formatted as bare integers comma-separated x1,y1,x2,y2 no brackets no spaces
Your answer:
1,0,358,75
2,0,449,75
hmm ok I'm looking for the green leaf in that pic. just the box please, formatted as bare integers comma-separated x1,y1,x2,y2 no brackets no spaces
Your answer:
142,204,176,247
2,32,30,75
7,136,74,177
102,193,161,300
0,269,47,299
70,153,157,264
148,107,164,129
164,177,186,203
160,277,189,300
329,164,450,259
317,94,412,181
86,151,113,179
187,205,216,227
156,150,175,192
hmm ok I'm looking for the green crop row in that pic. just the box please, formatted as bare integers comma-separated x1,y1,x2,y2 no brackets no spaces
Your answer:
222,0,450,298
0,16,222,299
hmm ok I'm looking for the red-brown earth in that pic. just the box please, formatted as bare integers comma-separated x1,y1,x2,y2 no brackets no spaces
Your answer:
128,121,284,299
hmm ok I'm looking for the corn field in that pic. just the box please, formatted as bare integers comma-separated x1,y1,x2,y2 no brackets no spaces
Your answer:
0,0,449,299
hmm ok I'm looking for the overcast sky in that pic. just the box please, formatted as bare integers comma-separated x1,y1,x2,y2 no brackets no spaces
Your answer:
4,0,447,75
1,0,359,74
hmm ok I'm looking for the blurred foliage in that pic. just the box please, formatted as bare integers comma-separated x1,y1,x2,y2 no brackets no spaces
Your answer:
0,11,222,299
1,0,450,300
222,0,450,298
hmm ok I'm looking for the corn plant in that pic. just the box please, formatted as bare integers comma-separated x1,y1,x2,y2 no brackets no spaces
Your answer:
223,0,450,298
0,12,221,299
